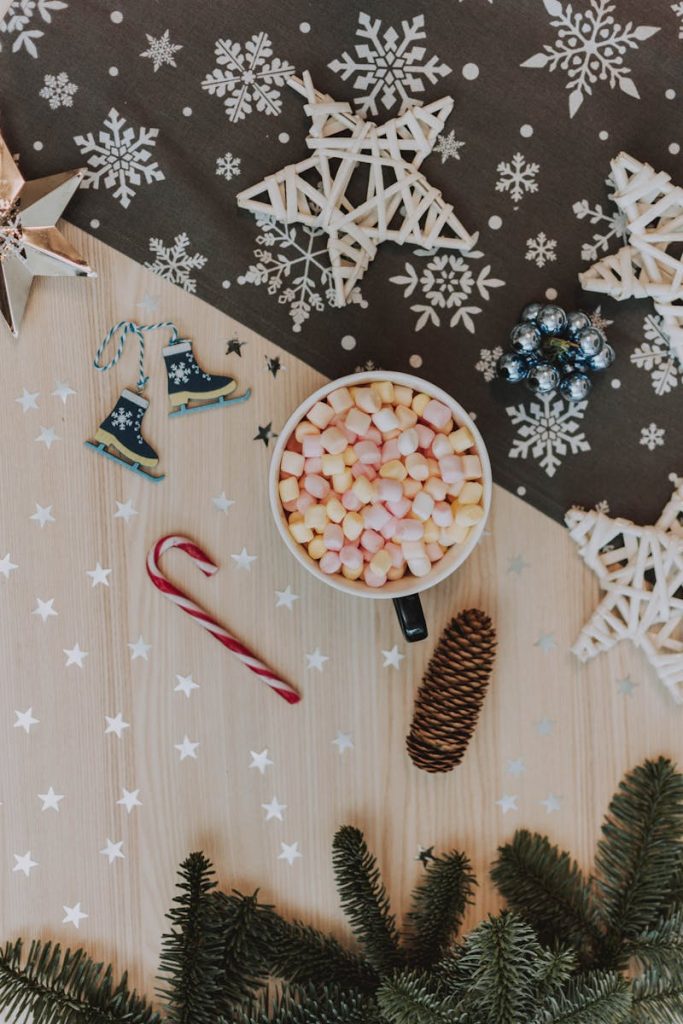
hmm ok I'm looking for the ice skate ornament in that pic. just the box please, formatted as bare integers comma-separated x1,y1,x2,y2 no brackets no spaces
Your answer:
162,335,250,417
579,153,683,365
236,71,475,306
565,477,683,704
0,130,95,337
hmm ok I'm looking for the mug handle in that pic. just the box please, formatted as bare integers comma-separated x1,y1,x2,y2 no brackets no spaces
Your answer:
393,594,428,643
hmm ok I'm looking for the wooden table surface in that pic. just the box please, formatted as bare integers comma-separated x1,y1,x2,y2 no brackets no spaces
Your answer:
1,223,681,997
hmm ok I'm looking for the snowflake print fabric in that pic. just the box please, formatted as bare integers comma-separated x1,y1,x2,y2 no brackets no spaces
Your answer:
1,0,679,526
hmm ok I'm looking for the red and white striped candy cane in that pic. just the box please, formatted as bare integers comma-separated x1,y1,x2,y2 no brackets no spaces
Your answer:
146,534,300,705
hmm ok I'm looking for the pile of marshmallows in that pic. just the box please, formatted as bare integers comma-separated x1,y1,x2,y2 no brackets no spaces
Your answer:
277,381,485,589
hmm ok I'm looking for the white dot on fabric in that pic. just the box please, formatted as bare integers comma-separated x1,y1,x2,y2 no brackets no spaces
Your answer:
90,219,100,229
462,63,479,80
517,485,527,497
341,335,356,351
183,107,192,117
33,140,43,151
109,66,119,77
488,215,502,230
222,280,231,289
110,10,123,22
666,89,676,100
545,287,558,300
278,132,290,144
611,378,621,389
669,142,680,155
520,124,533,138
599,130,609,141
299,21,311,33
409,354,422,369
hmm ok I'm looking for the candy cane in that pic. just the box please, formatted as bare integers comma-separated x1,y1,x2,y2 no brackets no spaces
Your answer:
146,534,300,705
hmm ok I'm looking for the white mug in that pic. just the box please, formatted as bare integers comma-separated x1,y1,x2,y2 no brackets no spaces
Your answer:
268,371,492,641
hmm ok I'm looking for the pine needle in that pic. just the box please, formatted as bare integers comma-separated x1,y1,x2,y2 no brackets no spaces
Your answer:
376,970,457,1024
533,971,632,1023
403,851,476,968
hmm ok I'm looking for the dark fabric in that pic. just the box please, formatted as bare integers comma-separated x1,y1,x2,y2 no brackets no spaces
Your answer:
1,0,681,524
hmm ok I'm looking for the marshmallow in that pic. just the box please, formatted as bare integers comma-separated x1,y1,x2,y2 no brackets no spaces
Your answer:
326,497,345,523
372,406,400,432
340,544,363,570
370,549,392,576
380,459,408,481
328,386,354,414
459,481,483,505
295,421,319,442
402,478,422,499
355,440,381,464
449,426,475,452
320,427,347,455
308,537,327,560
342,564,363,581
360,529,384,554
278,477,299,503
321,453,345,476
345,407,371,437
323,523,344,551
332,469,353,493
296,492,315,514
376,478,403,502
302,434,323,458
364,565,386,587
304,474,330,500
304,504,328,531
439,455,464,484
373,380,394,404
454,503,484,527
342,511,364,541
289,521,313,544
431,434,453,459
342,489,362,511
304,457,323,474
382,438,401,463
412,491,435,521
439,522,469,546
320,551,342,574
397,428,419,456
412,392,431,416
422,399,451,429
424,477,448,502
462,454,482,479
405,453,429,481
387,496,411,518
353,387,381,414
281,450,305,477
393,385,413,406
352,476,376,504
384,542,405,568
395,405,418,430
432,501,454,527
426,542,445,562
423,518,440,544
395,518,425,542
363,504,391,531
307,401,335,430
415,424,435,449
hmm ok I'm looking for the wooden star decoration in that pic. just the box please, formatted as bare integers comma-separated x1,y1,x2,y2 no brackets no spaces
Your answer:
237,71,475,306
0,132,95,337
565,477,683,703
579,152,683,364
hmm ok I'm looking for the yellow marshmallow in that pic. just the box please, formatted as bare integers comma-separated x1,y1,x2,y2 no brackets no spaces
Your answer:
307,401,335,430
405,453,429,481
379,459,408,481
342,511,364,541
423,518,440,543
412,392,431,416
304,504,328,531
352,476,375,503
393,385,413,407
374,380,394,403
459,481,483,505
395,405,418,429
289,521,313,544
436,417,454,435
321,453,345,476
354,387,381,414
342,564,363,580
307,537,327,560
439,522,469,546
454,503,484,527
288,511,304,524
278,477,299,503
281,450,305,477
344,446,358,466
387,564,407,580
370,549,392,576
332,469,353,493
326,497,345,523
403,478,422,498
449,426,475,453
328,386,354,414
294,421,320,442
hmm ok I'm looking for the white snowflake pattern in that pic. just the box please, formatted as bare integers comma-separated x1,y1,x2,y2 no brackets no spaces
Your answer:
0,0,67,58
144,233,207,293
216,152,241,181
475,346,503,382
328,13,451,116
496,153,539,206
589,306,613,332
630,315,680,396
521,0,660,118
573,180,628,262
674,2,683,38
140,29,182,71
434,130,465,164
169,362,191,386
355,359,380,372
506,393,590,477
238,213,367,333
74,108,164,209
110,408,133,431
525,232,557,268
389,236,505,334
201,31,294,123
39,71,77,109
639,422,665,451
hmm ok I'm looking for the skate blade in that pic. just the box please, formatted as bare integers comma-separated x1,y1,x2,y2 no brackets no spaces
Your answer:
84,440,165,482
169,388,252,418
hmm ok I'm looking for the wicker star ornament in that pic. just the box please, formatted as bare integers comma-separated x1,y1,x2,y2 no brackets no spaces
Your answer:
237,71,475,305
0,132,94,337
580,152,683,364
566,478,683,703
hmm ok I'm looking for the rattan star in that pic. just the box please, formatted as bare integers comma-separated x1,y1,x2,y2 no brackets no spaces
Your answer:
580,152,683,364
566,477,683,703
237,71,474,305
0,131,95,336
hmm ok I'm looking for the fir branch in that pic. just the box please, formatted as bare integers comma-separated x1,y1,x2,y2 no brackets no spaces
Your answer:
236,984,381,1024
533,971,632,1024
332,826,404,973
265,913,378,992
631,964,683,1023
157,851,226,1024
0,939,159,1024
491,831,600,957
210,890,269,1010
533,946,578,1004
376,970,459,1024
627,909,683,974
403,851,476,968
594,758,683,957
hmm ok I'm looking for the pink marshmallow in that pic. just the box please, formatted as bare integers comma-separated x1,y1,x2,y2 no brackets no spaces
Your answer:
462,454,482,479
439,455,464,484
363,504,391,531
366,426,382,444
304,474,330,499
351,462,377,480
296,492,316,513
342,489,362,511
320,426,348,455
320,551,342,574
422,399,451,429
380,517,398,539
360,529,384,553
377,478,403,502
363,565,386,588
432,501,454,527
304,457,323,474
384,542,405,568
344,407,371,437
340,544,363,570
426,542,445,563
394,518,425,542
282,499,298,512
323,524,344,551
302,434,323,458
387,496,411,518
381,438,401,463
415,424,435,450
355,440,381,464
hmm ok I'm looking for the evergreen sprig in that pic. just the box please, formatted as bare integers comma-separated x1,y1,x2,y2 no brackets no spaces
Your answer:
404,851,475,968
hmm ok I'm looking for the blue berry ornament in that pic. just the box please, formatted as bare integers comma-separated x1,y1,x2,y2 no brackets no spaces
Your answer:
565,310,591,339
520,301,543,322
510,322,542,355
589,343,615,371
560,371,592,401
576,327,605,359
537,304,567,335
497,351,529,382
527,363,560,394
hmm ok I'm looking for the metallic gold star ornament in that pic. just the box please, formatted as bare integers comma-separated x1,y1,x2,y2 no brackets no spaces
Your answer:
0,132,95,337
237,71,475,305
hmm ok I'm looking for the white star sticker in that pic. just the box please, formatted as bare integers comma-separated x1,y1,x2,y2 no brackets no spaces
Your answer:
212,491,235,514
231,547,257,570
333,731,354,753
507,554,530,576
278,841,302,866
14,707,38,733
32,597,58,622
249,749,273,774
13,851,38,876
541,793,563,814
38,786,64,811
262,796,286,821
175,735,199,760
16,388,39,412
128,635,151,660
275,585,299,610
382,645,405,669
30,503,55,527
306,648,329,672
63,643,88,668
535,632,557,653
117,788,142,814
136,292,159,316
0,553,18,578
105,713,129,738
175,673,199,698
114,499,138,523
52,380,76,404
35,425,60,449
86,563,111,587
100,839,125,864
505,758,526,777
62,902,88,928
496,794,519,815
617,676,639,697
536,717,556,736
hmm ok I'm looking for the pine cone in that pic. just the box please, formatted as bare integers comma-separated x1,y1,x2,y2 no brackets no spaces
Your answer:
407,609,496,774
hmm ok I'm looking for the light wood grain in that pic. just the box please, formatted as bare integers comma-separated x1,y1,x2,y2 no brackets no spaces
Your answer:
1,224,681,998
